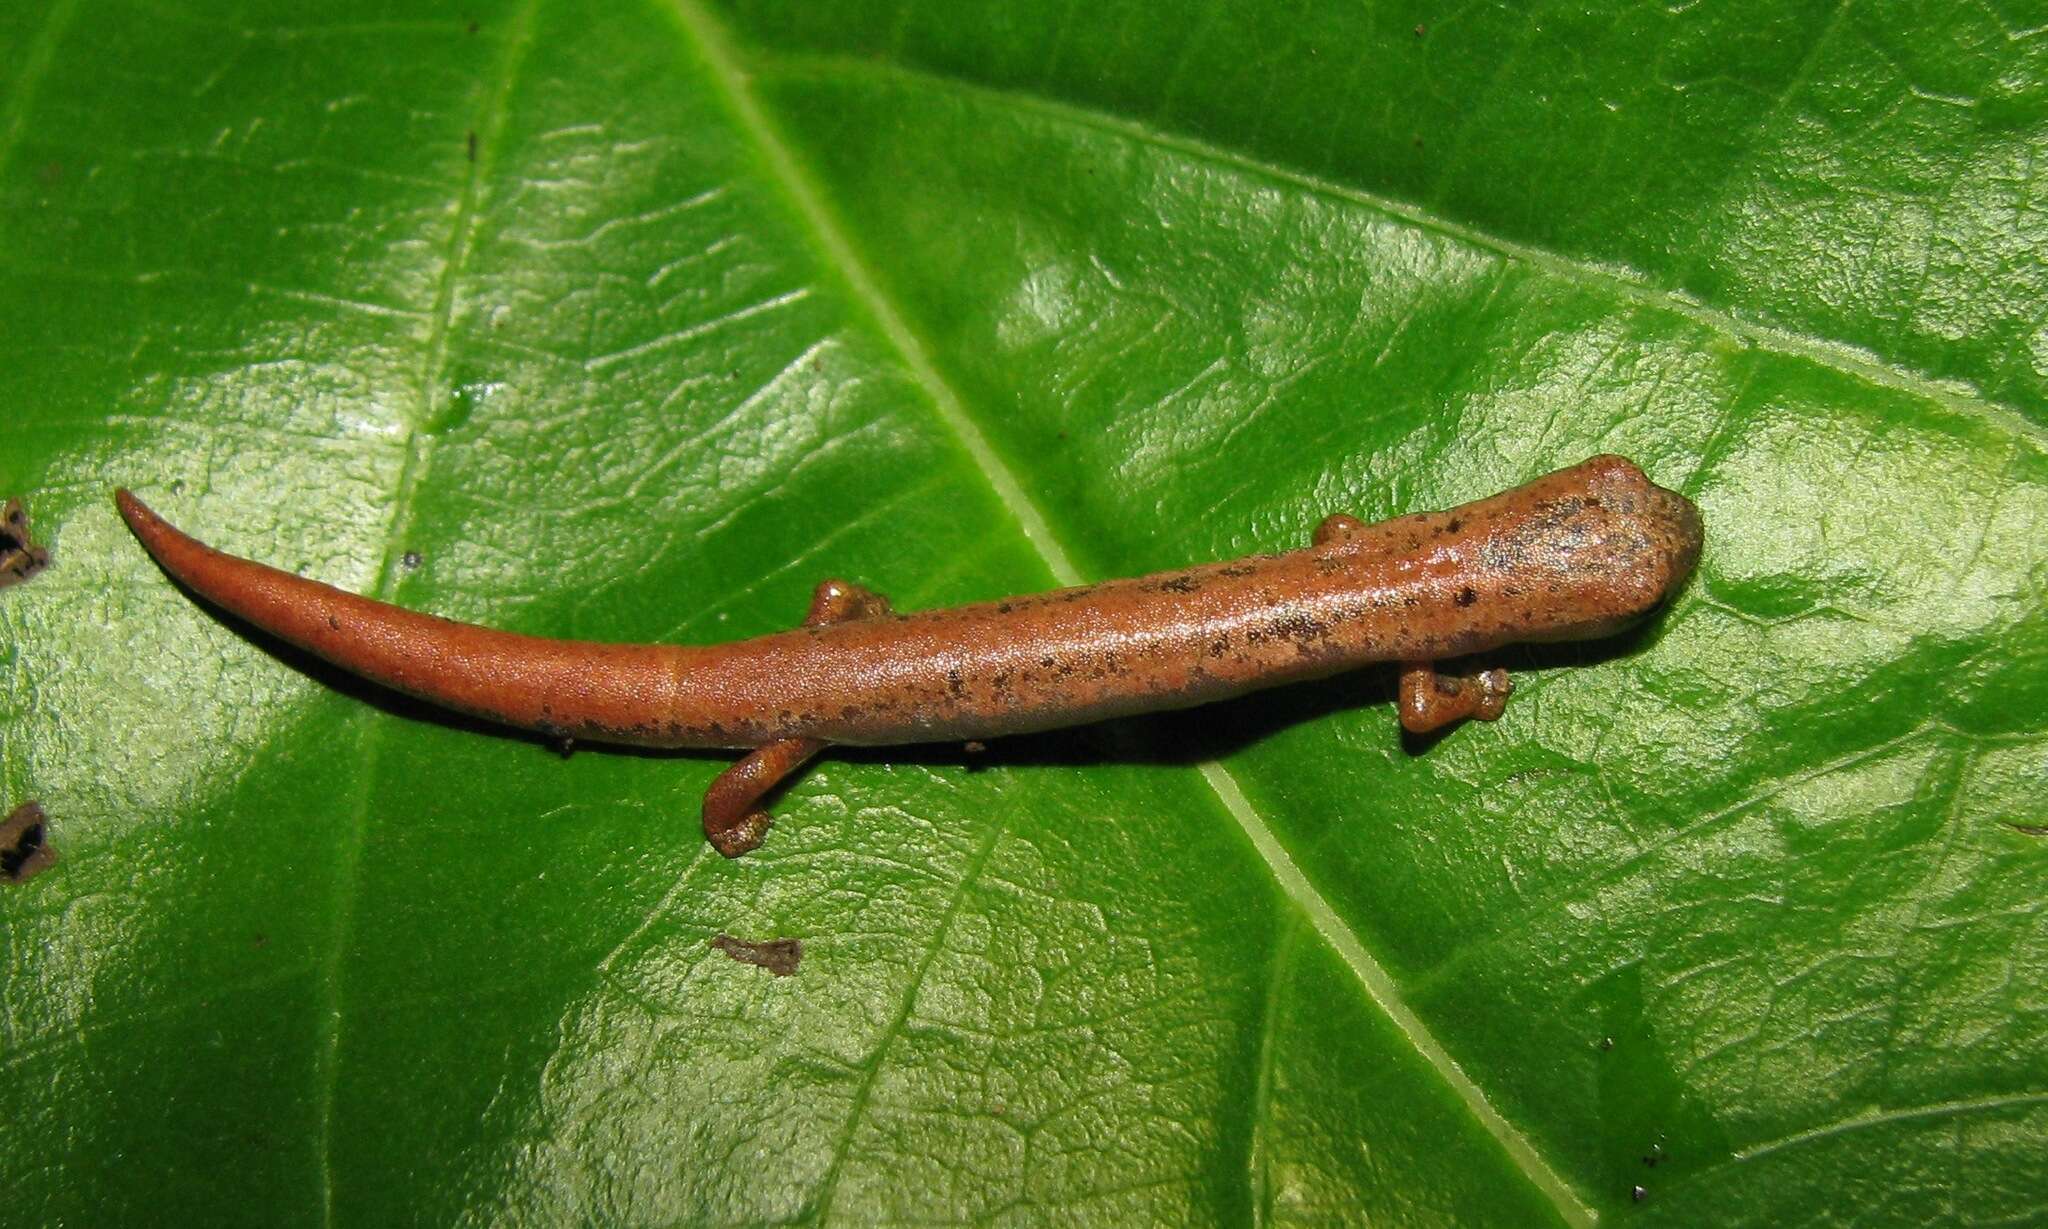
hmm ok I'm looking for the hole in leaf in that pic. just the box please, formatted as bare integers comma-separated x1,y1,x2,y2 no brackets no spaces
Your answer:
1,498,51,589
2,801,56,883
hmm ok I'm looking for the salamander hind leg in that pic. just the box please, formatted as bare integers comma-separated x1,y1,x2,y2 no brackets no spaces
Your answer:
1397,660,1513,734
703,737,826,857
700,577,895,858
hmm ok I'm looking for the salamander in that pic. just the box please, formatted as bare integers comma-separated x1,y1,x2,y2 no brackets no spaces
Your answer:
114,453,1702,855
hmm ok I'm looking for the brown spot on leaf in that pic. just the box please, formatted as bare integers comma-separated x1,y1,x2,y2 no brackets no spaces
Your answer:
711,933,801,977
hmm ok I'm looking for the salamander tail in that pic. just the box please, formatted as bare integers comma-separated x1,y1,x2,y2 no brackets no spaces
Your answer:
114,489,683,745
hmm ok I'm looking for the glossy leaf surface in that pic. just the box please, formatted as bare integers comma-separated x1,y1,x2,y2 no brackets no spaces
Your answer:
3,1,2043,1225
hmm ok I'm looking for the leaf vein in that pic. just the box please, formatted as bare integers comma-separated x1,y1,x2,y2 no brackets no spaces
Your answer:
757,48,2048,448
1734,1088,2048,1163
312,0,543,1222
809,819,1006,1225
0,0,79,183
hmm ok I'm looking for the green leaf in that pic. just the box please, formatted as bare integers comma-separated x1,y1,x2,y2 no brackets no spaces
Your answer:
3,0,2043,1224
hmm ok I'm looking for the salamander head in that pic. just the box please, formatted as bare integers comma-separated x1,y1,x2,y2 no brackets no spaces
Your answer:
1473,454,1703,643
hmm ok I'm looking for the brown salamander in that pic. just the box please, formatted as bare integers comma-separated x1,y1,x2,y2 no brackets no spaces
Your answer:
115,454,1701,856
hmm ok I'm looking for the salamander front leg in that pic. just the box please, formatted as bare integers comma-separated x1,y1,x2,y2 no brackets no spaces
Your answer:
701,578,893,857
1312,513,1366,546
1397,660,1512,734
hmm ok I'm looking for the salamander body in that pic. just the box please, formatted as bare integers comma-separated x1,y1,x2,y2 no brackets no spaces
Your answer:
116,454,1702,854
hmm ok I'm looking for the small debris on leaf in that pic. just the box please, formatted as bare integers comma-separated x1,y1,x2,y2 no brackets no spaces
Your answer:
2,801,56,883
711,933,801,977
1,498,51,589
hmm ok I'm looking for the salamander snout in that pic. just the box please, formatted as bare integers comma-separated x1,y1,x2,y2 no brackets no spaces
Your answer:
1579,458,1704,624
1479,455,1705,643
1645,481,1704,602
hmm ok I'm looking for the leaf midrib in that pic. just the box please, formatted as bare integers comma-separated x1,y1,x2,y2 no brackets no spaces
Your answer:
670,1,1596,1224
